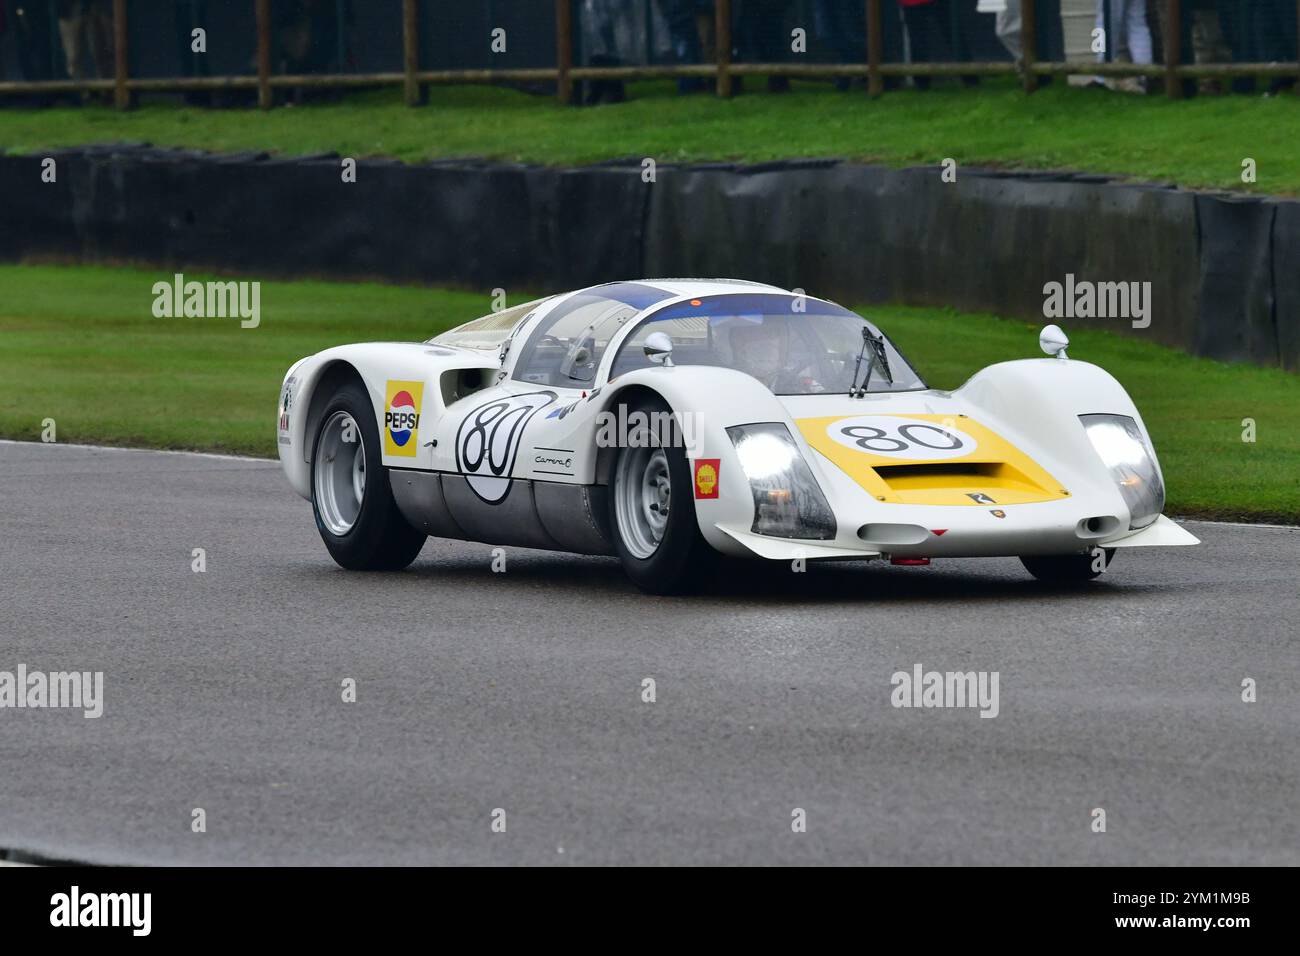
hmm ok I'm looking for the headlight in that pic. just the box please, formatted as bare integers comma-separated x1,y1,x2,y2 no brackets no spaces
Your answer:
1080,414,1164,530
726,424,836,540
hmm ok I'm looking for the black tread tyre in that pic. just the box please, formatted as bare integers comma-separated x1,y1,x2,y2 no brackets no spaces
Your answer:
311,381,425,571
608,397,717,594
1020,548,1116,583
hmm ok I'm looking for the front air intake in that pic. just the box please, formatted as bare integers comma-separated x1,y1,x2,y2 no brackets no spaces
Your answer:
1076,515,1121,539
870,461,1061,506
857,523,931,546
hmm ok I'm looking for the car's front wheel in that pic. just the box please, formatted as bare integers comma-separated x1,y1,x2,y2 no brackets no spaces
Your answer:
1020,548,1116,583
311,381,426,570
608,397,716,594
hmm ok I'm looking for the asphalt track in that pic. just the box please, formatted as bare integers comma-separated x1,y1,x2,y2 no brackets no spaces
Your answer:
1,440,1296,866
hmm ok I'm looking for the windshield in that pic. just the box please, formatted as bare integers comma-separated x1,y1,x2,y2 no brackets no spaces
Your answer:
430,297,551,351
609,293,925,395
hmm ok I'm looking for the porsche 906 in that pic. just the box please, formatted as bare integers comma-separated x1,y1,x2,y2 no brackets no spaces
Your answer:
276,279,1197,593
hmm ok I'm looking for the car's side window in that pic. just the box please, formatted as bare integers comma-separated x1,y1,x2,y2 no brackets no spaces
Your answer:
611,315,717,378
511,283,673,387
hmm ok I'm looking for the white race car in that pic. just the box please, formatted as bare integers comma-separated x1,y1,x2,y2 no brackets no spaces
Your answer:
277,279,1197,593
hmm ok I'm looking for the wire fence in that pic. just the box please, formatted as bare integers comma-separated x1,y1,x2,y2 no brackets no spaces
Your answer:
0,1,1296,108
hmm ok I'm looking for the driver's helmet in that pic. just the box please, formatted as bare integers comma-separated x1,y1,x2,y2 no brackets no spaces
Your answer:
728,317,785,381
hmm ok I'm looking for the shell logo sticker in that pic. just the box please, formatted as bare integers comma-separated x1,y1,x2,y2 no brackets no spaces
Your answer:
384,380,424,457
694,459,720,499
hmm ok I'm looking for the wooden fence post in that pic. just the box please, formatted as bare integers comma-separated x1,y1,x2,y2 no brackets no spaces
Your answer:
256,0,272,109
403,0,422,106
1164,0,1183,99
716,0,732,97
1021,0,1038,93
866,0,882,97
112,0,130,109
556,0,573,104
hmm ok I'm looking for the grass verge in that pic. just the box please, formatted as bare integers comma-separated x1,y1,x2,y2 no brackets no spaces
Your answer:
0,80,1297,193
1,263,1295,522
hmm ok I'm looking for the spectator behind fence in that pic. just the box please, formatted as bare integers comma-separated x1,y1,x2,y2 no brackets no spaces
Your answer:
1208,0,1258,93
812,0,905,90
812,0,859,90
959,0,1012,62
992,0,1022,59
276,0,347,75
1150,0,1264,96
659,0,714,93
579,0,671,104
4,0,55,103
57,0,113,94
734,0,792,92
1147,1,1218,94
274,0,354,103
1187,0,1231,94
988,0,1064,83
898,0,977,90
1093,0,1153,92
1254,0,1298,95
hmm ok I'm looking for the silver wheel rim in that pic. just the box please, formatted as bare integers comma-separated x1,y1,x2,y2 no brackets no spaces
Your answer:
614,446,671,559
314,410,366,536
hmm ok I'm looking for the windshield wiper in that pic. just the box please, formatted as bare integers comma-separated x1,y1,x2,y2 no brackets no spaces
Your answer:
870,330,892,386
849,327,892,398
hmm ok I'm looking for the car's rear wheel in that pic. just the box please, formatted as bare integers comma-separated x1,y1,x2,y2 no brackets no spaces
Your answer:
1020,548,1115,583
311,381,425,570
608,397,716,594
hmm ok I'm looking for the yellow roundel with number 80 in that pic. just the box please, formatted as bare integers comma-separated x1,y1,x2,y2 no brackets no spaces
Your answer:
827,415,976,461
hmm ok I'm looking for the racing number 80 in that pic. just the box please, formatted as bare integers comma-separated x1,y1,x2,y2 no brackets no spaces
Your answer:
840,422,964,454
461,401,519,475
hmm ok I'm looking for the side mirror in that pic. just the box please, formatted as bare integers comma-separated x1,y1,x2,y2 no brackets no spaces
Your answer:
644,331,674,367
1039,324,1069,360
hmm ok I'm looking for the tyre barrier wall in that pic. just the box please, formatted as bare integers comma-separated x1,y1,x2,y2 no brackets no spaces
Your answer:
0,146,1293,371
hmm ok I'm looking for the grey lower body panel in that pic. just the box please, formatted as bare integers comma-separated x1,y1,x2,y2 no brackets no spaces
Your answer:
387,469,465,540
389,469,614,556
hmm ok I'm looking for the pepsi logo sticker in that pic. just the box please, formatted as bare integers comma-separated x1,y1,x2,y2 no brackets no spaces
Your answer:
387,391,417,445
384,380,424,458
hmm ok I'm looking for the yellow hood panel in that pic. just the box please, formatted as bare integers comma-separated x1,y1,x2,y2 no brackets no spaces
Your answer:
795,413,1069,506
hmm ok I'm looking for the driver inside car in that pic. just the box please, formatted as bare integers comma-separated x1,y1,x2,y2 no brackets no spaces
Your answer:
728,319,825,393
